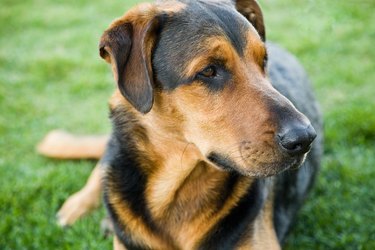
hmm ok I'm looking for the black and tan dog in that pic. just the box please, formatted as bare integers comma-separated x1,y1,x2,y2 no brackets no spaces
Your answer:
38,0,323,249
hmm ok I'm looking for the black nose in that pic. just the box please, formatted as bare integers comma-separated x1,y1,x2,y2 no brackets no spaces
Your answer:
277,124,317,156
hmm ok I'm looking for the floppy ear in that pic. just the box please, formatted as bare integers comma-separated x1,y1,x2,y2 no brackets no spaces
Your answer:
234,0,266,41
99,5,162,114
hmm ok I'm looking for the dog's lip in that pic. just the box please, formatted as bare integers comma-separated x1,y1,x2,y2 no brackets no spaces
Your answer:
207,152,237,172
207,151,305,177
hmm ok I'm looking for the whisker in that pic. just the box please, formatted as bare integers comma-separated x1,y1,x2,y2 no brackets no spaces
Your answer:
180,142,193,169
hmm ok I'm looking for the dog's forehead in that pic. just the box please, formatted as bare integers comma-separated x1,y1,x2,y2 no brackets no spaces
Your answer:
167,0,249,53
153,0,253,89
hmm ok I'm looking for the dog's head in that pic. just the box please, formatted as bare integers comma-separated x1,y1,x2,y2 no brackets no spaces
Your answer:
99,0,316,177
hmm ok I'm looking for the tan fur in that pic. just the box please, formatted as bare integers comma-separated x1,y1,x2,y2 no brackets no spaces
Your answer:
104,9,287,247
244,30,267,70
183,37,237,78
155,0,186,13
109,193,175,249
168,35,291,177
235,0,265,41
114,235,127,250
103,2,289,177
238,184,280,250
37,131,108,226
57,163,103,226
107,78,277,249
39,2,305,249
136,90,255,247
254,190,280,250
37,130,108,159
108,83,273,249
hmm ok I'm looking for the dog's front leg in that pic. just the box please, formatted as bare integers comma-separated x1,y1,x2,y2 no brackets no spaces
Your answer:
114,236,127,250
57,163,102,226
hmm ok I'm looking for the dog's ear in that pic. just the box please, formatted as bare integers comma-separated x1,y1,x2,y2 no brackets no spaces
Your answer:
99,5,163,114
234,0,265,41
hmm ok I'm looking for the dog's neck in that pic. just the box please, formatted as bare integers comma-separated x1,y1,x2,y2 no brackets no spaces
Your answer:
108,92,275,249
139,104,239,213
137,114,257,247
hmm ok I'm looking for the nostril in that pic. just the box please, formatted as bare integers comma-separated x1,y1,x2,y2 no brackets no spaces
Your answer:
277,133,305,152
306,124,317,142
277,124,316,156
285,142,302,151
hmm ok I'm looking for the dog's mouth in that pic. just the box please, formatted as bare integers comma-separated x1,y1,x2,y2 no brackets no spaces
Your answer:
207,151,306,177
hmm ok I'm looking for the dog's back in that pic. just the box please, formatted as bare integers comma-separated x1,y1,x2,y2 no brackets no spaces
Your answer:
267,42,323,241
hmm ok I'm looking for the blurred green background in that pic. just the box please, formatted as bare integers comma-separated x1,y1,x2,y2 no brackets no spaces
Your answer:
0,0,374,249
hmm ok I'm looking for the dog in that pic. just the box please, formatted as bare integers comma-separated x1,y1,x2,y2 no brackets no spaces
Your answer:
38,0,323,249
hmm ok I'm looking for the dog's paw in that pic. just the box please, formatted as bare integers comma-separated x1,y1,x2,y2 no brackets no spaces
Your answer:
101,217,114,238
37,130,74,158
56,190,99,227
37,130,108,159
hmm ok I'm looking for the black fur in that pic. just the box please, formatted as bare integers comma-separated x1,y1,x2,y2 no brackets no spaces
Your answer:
153,1,249,91
104,192,150,250
103,1,322,248
207,152,239,172
104,108,178,249
198,179,267,250
266,43,323,242
107,108,154,228
104,43,322,247
195,64,232,91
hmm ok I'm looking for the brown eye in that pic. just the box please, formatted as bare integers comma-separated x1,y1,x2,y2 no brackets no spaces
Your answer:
263,53,268,69
199,66,217,78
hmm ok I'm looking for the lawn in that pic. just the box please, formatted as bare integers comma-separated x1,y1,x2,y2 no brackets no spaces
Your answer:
0,0,374,249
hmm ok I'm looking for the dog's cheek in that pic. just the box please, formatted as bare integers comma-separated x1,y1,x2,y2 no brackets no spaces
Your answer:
171,87,233,158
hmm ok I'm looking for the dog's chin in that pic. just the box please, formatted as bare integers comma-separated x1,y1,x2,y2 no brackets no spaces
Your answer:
207,152,306,177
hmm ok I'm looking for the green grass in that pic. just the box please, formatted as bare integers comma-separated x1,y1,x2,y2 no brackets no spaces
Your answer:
0,0,374,249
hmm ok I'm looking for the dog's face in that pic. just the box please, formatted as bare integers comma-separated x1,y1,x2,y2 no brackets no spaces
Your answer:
100,0,316,177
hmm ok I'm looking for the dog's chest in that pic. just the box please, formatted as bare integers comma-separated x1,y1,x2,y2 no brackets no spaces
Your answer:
145,163,260,249
147,162,232,232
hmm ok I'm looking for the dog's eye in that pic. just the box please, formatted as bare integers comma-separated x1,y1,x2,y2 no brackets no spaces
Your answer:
263,53,268,69
199,66,217,78
194,64,230,91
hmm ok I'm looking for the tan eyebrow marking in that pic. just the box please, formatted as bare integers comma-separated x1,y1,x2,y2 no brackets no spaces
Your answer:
183,36,237,78
244,30,267,67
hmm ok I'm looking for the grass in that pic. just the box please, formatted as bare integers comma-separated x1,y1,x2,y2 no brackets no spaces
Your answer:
0,0,374,249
